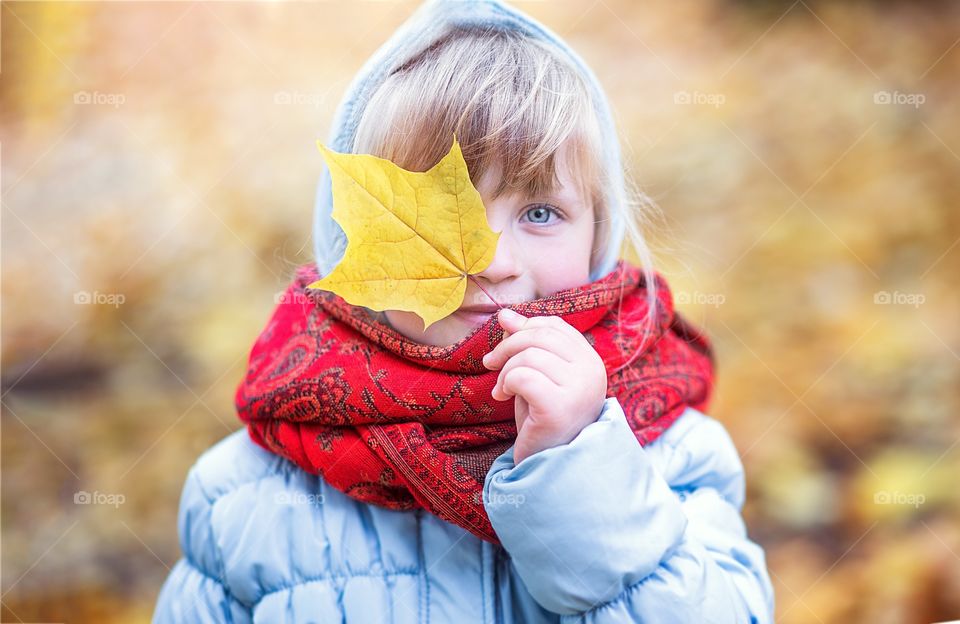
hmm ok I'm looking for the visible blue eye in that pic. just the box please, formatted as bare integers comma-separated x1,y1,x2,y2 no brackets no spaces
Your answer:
523,204,562,225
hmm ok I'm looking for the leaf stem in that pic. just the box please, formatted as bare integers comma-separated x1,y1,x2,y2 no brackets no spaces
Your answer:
466,274,502,308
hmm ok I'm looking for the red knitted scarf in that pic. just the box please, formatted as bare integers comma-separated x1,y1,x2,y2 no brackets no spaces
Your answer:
236,259,715,543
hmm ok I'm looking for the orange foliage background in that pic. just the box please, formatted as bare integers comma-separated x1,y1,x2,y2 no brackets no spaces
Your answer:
2,1,958,622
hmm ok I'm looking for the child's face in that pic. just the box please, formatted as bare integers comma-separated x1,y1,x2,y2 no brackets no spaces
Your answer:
381,147,596,346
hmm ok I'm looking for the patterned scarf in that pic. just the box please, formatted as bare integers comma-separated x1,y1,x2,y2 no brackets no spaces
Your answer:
235,259,715,543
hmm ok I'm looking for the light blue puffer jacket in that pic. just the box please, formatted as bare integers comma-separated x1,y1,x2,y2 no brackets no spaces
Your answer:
153,0,775,620
153,397,773,622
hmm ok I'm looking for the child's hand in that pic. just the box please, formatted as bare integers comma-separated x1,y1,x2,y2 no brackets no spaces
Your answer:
482,308,608,464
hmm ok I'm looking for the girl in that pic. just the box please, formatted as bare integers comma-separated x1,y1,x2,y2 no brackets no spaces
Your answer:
153,0,775,621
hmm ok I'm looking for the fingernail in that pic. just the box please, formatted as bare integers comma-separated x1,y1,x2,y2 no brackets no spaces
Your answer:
500,308,521,320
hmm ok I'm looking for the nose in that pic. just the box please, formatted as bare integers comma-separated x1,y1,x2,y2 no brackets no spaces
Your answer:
476,227,523,284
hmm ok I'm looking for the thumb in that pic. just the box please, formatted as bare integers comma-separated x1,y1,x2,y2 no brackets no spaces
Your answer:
512,397,532,463
512,421,536,465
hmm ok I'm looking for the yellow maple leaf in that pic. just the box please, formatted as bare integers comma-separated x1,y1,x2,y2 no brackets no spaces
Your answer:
307,134,501,330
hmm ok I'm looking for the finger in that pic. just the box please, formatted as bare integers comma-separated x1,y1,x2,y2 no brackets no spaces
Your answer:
498,366,556,409
495,308,528,333
499,311,584,342
491,347,569,400
513,417,552,464
513,414,581,465
484,326,580,370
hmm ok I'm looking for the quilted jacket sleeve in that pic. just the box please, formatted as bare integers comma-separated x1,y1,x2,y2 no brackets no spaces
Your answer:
482,397,775,623
152,466,252,623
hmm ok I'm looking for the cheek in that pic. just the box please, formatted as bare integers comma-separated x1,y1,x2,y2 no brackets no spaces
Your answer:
383,309,471,346
535,253,590,293
383,310,431,339
528,231,593,293
539,217,595,285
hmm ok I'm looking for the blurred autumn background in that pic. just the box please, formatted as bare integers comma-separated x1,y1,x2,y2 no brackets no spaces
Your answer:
2,0,958,621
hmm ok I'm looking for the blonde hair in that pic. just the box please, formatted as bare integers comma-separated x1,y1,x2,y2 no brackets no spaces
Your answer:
352,26,662,355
